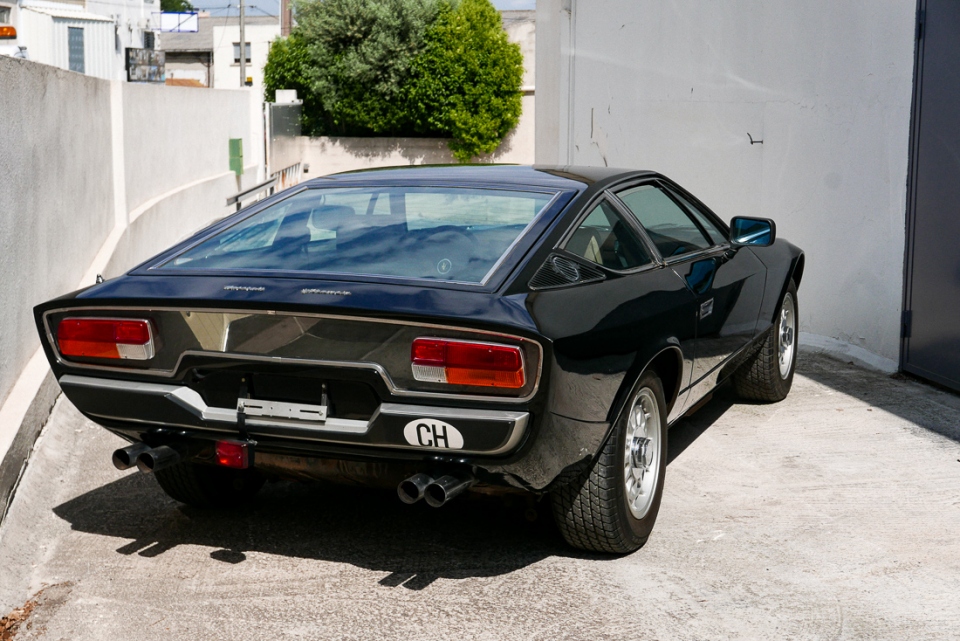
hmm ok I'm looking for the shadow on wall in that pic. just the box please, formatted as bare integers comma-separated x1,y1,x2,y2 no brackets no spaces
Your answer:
299,126,526,177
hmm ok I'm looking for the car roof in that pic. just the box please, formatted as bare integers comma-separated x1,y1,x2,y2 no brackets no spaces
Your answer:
302,164,656,191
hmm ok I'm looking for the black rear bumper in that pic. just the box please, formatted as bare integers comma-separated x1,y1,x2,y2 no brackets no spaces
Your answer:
60,374,609,491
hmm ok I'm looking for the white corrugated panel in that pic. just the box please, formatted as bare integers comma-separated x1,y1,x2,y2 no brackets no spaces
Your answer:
22,6,116,80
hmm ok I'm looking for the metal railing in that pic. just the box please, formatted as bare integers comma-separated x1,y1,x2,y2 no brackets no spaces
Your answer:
226,176,278,212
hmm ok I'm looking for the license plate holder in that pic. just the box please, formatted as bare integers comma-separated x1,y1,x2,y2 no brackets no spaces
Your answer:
238,398,328,423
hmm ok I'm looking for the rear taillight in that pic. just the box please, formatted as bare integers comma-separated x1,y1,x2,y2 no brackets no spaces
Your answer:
411,338,525,389
57,318,155,360
215,440,250,469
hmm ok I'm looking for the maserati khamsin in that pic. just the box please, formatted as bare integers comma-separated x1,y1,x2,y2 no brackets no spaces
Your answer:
35,166,804,553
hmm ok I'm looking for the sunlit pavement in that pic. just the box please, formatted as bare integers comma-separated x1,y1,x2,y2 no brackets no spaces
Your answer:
1,351,959,640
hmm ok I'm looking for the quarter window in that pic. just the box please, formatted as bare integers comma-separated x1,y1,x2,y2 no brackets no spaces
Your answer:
665,188,727,245
564,200,651,270
616,185,712,258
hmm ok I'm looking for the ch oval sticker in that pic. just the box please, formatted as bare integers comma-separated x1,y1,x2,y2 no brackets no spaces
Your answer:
403,418,464,450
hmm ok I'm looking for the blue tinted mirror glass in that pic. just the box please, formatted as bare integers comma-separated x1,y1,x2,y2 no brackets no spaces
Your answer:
730,217,774,246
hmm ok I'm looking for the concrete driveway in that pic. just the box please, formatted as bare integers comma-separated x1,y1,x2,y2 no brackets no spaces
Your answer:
1,351,958,640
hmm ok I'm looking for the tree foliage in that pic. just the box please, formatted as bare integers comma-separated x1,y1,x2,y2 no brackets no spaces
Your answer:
262,0,524,161
160,0,195,12
293,0,442,135
262,35,326,135
406,0,523,161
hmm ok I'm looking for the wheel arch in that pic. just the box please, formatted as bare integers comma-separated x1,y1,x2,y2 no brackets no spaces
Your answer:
608,344,684,428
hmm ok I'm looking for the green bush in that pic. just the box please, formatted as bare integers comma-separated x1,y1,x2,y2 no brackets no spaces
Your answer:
262,0,524,161
262,35,327,135
405,0,524,161
295,0,442,135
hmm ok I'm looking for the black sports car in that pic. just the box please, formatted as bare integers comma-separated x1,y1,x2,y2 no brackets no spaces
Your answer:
35,165,804,553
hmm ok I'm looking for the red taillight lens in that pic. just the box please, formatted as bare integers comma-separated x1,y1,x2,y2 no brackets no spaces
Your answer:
215,440,250,469
411,338,525,389
57,318,155,360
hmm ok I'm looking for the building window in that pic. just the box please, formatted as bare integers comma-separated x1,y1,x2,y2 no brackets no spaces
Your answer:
0,7,11,24
233,42,251,64
68,27,85,74
143,31,155,50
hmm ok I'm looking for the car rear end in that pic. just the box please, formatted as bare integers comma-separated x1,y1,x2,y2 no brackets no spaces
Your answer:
34,172,580,505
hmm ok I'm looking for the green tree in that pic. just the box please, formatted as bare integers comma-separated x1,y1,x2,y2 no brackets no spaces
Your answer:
405,0,523,161
262,0,524,161
160,0,196,12
293,0,443,135
262,35,327,135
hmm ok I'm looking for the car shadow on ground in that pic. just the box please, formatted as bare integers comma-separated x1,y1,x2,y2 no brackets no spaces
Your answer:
51,395,733,589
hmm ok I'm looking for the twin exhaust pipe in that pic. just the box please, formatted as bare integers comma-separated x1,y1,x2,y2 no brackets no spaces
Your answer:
112,443,181,474
116,443,474,509
398,472,475,508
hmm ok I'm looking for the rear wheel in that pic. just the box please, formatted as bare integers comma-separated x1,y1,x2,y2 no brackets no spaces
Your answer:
733,280,798,402
154,461,264,508
550,371,667,554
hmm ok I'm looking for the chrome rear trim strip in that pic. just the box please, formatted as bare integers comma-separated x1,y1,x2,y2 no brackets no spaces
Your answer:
59,375,528,455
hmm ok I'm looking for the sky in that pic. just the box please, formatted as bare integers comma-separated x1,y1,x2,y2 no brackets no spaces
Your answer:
190,0,535,18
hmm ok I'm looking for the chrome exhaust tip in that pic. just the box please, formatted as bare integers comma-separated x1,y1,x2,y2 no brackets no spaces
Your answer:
112,443,152,470
136,445,181,474
398,473,433,504
424,474,475,508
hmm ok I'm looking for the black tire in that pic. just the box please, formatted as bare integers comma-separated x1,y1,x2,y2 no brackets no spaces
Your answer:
733,280,798,402
154,461,265,508
550,371,668,554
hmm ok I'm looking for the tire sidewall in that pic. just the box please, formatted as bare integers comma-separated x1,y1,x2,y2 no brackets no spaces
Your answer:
777,283,799,392
614,370,668,543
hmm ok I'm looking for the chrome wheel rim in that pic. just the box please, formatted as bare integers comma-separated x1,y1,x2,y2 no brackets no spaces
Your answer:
623,388,661,519
778,292,796,379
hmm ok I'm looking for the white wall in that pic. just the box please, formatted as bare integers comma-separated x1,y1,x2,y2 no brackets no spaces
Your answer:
0,54,264,412
212,22,279,91
537,0,916,366
0,56,115,409
122,82,258,212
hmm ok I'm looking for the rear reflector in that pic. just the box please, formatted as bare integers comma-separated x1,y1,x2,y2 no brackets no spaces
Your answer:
411,338,525,389
215,440,250,469
57,318,155,360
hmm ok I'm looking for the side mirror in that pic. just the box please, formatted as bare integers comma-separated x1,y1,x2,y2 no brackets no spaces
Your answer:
730,217,776,247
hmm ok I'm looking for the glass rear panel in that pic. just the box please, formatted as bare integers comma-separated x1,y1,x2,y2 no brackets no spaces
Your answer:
162,187,554,284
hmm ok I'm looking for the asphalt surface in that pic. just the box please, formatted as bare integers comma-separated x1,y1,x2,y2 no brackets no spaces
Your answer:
1,351,959,640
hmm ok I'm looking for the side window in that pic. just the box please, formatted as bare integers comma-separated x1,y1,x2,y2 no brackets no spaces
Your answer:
665,188,727,245
564,200,651,270
616,185,712,258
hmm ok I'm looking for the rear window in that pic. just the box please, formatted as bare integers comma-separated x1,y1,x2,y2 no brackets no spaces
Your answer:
161,186,554,284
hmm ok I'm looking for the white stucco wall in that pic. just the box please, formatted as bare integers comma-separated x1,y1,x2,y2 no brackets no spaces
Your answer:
0,55,264,416
0,56,115,408
122,82,259,213
536,0,916,366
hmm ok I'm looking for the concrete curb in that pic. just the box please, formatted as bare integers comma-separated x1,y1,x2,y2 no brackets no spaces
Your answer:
0,370,59,524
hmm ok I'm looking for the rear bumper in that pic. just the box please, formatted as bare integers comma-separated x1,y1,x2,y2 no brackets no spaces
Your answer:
60,374,529,456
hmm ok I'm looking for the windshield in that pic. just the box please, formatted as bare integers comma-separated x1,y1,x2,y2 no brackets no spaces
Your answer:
161,186,555,284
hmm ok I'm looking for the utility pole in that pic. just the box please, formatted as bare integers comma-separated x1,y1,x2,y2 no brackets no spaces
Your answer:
239,0,246,87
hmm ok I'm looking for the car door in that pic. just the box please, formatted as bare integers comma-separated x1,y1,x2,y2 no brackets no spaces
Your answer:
611,182,766,410
529,196,699,425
